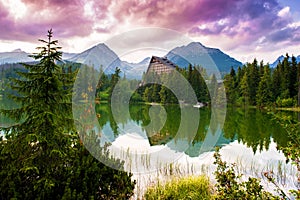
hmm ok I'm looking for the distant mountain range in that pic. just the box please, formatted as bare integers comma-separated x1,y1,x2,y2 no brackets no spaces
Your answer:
270,55,300,68
65,42,243,78
166,42,242,76
0,49,78,64
0,43,299,79
0,49,33,64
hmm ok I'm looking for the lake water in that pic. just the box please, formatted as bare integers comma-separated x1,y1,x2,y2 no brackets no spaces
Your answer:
94,104,297,198
1,100,298,198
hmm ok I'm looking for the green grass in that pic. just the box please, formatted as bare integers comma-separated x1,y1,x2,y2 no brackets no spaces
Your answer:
98,91,109,101
144,175,212,200
275,107,300,112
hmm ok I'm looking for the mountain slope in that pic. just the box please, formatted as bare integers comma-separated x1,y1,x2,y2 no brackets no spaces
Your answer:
0,42,246,80
270,55,300,68
166,42,242,75
122,57,151,79
67,43,129,74
0,49,83,65
0,49,33,64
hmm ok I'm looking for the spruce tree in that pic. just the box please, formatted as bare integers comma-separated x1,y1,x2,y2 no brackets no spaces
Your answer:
143,87,151,102
248,59,260,105
272,65,282,100
0,30,135,199
209,74,218,105
2,29,74,137
240,71,250,105
290,56,298,98
224,68,237,104
281,56,290,98
256,65,272,107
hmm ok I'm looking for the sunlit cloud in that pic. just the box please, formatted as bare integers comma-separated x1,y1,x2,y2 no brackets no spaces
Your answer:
0,0,299,62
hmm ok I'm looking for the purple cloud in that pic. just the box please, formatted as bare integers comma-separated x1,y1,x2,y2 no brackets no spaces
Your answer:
0,0,299,51
0,0,95,41
111,0,300,48
0,1,16,39
268,26,300,42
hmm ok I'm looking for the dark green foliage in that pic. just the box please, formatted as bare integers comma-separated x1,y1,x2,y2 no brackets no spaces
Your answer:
240,71,250,105
223,67,237,104
247,59,260,105
256,65,272,107
189,66,209,103
143,86,152,102
209,74,218,104
108,67,121,101
0,29,135,199
131,65,209,105
225,55,300,107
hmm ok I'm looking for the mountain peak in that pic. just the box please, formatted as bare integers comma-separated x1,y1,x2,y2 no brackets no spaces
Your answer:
95,43,107,48
187,42,205,47
166,41,242,74
270,54,300,68
67,42,121,73
11,48,25,53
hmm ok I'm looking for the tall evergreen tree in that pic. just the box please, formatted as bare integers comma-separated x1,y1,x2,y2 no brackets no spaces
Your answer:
281,56,290,98
256,65,272,107
190,67,208,103
151,84,161,102
1,29,74,142
209,74,218,105
247,59,260,105
236,66,244,98
290,55,298,97
143,87,152,102
108,67,121,100
0,30,135,199
298,62,300,106
240,71,250,105
272,65,282,100
224,68,237,104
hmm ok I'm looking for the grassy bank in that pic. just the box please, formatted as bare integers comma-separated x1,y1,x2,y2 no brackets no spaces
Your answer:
144,176,212,200
275,107,300,112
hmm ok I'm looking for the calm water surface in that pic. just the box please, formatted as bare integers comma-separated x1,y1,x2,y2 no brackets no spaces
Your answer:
1,100,297,197
96,104,290,157
95,104,298,198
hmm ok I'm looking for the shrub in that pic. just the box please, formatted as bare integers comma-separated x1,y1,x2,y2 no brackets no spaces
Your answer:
275,97,296,107
144,176,212,200
213,148,279,199
98,90,109,101
271,114,300,199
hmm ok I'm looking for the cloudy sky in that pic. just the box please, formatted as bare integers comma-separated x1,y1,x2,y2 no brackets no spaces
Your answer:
0,0,299,63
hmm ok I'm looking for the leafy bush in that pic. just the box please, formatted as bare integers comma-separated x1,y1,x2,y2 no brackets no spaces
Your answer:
0,133,136,199
98,90,109,101
213,148,279,199
275,97,296,107
144,176,212,200
271,114,300,198
130,92,143,103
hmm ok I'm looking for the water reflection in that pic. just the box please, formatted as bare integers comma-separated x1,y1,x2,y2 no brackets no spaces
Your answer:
96,104,289,157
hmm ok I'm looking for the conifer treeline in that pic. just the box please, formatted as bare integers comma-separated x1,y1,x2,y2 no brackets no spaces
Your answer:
224,54,300,107
96,65,212,104
131,65,211,104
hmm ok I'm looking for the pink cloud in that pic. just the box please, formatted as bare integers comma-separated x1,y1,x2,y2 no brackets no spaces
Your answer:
0,1,16,39
0,0,299,50
0,0,96,41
